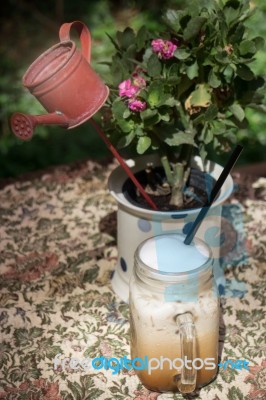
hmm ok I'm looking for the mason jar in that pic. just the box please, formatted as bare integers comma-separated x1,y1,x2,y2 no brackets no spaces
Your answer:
129,233,220,394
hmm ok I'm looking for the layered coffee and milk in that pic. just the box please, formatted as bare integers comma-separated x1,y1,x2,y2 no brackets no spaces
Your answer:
129,234,220,392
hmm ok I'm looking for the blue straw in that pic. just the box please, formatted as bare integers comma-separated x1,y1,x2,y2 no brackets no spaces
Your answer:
184,145,243,245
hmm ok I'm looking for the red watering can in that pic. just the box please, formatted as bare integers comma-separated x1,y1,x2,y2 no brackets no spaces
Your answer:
10,20,158,210
10,21,109,140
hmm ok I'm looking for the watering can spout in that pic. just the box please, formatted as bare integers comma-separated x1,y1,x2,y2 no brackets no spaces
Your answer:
11,112,69,140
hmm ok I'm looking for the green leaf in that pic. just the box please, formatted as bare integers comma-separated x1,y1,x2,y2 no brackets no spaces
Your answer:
163,9,180,31
229,23,245,44
140,109,158,121
199,145,207,161
106,32,120,52
224,64,235,82
116,118,134,133
164,131,196,147
183,17,207,41
247,104,266,113
239,40,256,56
110,57,124,86
123,108,131,118
117,27,135,49
189,84,211,107
208,70,221,88
186,61,199,80
159,110,170,122
205,104,218,121
125,43,137,59
147,53,162,77
236,64,255,81
229,104,245,121
117,131,136,149
215,50,231,64
192,113,205,125
143,47,153,63
201,128,214,145
112,99,128,120
137,136,151,154
167,63,180,83
177,76,195,98
253,36,265,51
143,113,161,127
154,94,170,107
158,97,177,107
147,82,164,106
174,48,191,60
136,26,150,50
168,63,179,75
224,6,241,27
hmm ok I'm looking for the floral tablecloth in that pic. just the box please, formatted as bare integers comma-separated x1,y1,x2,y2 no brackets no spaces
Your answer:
0,159,265,400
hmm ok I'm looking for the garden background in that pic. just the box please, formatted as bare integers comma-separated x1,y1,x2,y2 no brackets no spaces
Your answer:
0,0,265,178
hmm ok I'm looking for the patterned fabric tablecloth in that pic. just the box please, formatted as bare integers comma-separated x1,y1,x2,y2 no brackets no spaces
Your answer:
0,160,265,400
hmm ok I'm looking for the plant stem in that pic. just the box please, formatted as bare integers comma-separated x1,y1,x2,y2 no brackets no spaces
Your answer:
169,143,194,207
178,144,193,169
177,102,189,130
161,154,174,186
169,162,185,207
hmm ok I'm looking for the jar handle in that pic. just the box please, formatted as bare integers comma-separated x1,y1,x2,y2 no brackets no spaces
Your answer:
176,313,197,394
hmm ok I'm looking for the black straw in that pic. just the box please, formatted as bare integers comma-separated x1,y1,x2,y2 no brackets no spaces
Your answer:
184,145,243,245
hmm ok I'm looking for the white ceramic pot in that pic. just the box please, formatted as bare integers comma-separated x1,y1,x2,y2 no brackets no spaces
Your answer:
108,154,234,302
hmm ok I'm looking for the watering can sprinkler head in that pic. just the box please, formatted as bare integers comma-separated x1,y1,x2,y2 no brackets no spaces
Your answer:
11,112,69,141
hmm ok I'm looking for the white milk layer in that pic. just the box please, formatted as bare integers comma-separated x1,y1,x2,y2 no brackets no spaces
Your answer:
139,234,209,273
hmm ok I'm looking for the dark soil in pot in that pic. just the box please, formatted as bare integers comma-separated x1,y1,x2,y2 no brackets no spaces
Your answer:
122,166,217,211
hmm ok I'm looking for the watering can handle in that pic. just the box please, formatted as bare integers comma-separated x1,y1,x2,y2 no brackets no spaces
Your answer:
59,21,91,63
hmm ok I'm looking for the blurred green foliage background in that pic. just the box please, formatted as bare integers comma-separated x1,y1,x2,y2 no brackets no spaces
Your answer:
0,0,265,178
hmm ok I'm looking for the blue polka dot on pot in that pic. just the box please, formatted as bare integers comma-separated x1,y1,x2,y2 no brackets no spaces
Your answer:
182,221,194,235
171,213,187,220
120,257,127,272
137,219,151,232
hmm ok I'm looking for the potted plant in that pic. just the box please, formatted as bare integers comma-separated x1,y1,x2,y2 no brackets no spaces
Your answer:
103,0,265,300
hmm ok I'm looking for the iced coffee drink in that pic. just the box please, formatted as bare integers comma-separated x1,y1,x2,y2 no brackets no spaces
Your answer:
129,234,219,393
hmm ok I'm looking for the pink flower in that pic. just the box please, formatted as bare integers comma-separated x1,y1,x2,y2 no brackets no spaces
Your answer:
128,99,147,112
118,79,139,98
151,38,177,59
151,39,165,53
133,75,146,89
132,66,145,76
